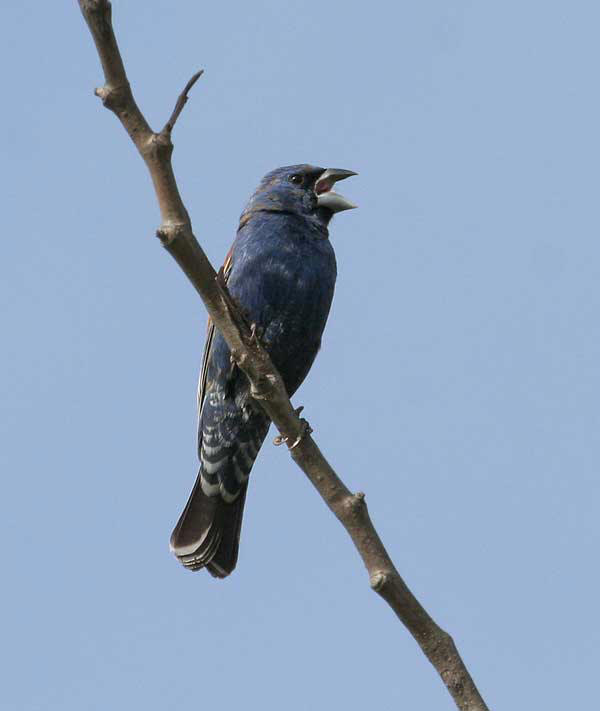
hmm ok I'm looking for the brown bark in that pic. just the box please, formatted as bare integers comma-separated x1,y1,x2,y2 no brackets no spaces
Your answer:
77,3,491,709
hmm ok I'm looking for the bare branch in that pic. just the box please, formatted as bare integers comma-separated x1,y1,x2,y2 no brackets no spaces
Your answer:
77,2,490,709
162,70,204,135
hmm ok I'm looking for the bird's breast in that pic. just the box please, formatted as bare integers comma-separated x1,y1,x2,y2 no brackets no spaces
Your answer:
229,222,336,395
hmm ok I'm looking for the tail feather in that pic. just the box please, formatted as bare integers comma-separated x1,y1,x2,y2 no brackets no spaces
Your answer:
206,485,248,578
170,475,248,576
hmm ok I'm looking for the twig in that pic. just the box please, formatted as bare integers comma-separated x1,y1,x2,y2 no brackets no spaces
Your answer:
162,70,204,134
77,2,491,709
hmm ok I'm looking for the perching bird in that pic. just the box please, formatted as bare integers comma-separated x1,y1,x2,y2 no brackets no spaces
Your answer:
169,164,356,577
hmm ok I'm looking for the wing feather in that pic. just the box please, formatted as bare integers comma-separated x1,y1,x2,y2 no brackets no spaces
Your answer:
197,246,235,412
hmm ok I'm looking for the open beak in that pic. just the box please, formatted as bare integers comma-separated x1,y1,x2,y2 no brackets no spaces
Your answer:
315,168,357,213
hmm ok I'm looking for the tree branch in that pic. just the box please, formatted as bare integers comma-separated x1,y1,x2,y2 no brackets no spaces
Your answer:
162,70,204,134
77,2,490,709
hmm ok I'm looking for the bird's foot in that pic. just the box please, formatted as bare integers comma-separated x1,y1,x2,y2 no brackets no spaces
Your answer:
289,418,313,449
249,322,265,344
273,408,312,448
216,265,228,287
250,373,278,400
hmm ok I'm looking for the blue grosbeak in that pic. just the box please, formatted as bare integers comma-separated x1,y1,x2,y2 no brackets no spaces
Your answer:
170,164,356,576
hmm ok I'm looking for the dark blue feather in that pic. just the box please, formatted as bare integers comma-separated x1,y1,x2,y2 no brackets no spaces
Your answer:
170,164,353,576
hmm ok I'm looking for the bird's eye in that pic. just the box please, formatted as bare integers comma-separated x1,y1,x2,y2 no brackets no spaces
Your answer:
290,174,304,185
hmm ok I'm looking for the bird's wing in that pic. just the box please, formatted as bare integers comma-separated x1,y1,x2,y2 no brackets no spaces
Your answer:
171,244,253,577
195,240,270,505
197,245,235,411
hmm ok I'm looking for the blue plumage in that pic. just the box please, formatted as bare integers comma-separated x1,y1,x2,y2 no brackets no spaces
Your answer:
170,164,356,576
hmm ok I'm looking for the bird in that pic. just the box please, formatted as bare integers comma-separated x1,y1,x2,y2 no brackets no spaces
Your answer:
169,164,357,577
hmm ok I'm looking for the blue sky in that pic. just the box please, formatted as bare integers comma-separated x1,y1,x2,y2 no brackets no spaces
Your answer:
2,1,599,709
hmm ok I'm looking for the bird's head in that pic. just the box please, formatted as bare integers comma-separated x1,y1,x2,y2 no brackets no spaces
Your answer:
240,164,357,229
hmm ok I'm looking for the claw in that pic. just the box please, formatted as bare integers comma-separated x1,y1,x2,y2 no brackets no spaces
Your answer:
273,417,312,449
289,419,313,449
249,322,264,342
216,265,227,287
273,406,308,447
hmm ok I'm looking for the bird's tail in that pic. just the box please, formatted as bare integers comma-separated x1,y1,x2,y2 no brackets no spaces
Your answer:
169,476,249,578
